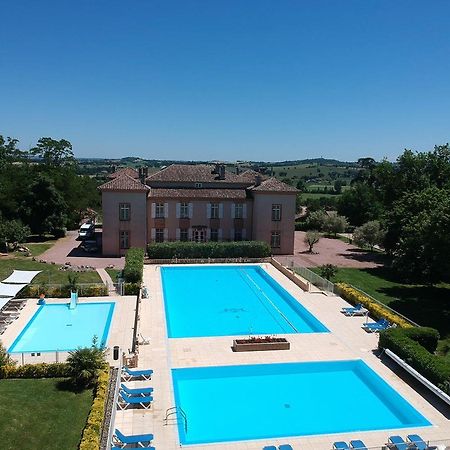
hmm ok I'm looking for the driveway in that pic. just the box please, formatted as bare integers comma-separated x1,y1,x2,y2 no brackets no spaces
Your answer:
276,231,385,268
39,231,124,269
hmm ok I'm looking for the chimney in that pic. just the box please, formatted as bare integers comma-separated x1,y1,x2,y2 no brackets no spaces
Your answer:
111,165,116,173
139,167,147,184
218,164,226,180
235,165,240,175
255,175,262,186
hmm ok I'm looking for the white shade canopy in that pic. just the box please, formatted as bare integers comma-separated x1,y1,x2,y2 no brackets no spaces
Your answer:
1,270,41,284
0,298,12,310
0,283,27,298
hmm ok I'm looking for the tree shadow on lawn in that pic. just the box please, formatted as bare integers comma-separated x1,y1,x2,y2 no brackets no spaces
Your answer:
56,379,87,394
336,249,387,265
379,284,450,338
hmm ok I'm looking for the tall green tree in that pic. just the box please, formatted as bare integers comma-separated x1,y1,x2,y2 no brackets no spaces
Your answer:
30,137,75,168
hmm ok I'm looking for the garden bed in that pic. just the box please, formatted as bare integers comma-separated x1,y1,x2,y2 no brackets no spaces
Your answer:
232,337,290,352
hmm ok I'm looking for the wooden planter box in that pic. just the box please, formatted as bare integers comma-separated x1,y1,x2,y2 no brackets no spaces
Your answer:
232,338,290,352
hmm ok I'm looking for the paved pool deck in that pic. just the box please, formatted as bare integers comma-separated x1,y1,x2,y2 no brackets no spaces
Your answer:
112,263,450,450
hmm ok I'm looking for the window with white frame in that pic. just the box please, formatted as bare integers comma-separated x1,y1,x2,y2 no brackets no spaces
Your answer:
272,204,282,221
155,203,165,218
119,203,130,221
210,229,218,242
234,203,243,219
155,228,164,242
210,203,219,219
180,228,189,242
119,230,130,249
271,231,281,248
180,202,189,218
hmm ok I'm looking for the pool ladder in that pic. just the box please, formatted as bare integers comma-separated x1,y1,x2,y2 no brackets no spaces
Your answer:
164,406,188,434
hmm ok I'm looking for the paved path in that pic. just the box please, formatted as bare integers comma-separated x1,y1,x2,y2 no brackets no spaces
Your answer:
96,268,117,295
40,231,124,269
277,231,385,268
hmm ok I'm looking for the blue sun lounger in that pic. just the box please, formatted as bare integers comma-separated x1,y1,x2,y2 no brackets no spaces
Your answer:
278,445,293,450
117,391,153,410
407,434,432,450
122,366,153,381
341,304,367,316
388,435,409,450
333,442,350,449
362,318,390,333
120,383,154,396
113,428,154,447
350,440,368,449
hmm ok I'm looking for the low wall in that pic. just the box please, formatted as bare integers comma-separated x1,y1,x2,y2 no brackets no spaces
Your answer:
270,258,310,291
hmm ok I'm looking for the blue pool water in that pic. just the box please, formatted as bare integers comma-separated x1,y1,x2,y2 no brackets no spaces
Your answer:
161,265,328,337
172,360,431,444
9,302,115,352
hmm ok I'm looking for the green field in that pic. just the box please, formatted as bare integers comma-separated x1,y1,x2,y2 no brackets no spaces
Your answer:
0,378,92,450
0,257,101,285
317,267,450,357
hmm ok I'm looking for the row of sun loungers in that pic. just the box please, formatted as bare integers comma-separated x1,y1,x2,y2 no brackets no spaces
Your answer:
334,434,435,450
263,444,293,450
0,301,27,334
112,429,155,448
341,303,392,333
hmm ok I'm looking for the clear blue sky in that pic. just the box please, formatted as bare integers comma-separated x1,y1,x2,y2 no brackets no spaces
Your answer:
1,1,449,162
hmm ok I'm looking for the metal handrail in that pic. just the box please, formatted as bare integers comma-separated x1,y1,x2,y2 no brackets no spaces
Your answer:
164,406,188,434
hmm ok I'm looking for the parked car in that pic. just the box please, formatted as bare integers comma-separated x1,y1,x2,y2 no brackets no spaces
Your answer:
80,239,99,253
78,223,95,240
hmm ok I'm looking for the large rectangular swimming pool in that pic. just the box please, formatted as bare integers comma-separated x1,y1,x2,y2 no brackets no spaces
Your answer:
161,265,328,337
8,302,115,353
172,360,431,444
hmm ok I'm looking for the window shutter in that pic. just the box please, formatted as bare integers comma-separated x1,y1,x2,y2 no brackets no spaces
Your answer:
243,204,247,219
188,203,193,218
231,203,235,219
218,228,223,241
207,228,211,240
207,203,211,219
242,228,247,240
219,203,224,219
188,228,193,240
151,203,156,219
176,203,180,219
176,228,180,240
151,228,156,240
164,228,168,241
164,203,169,218
231,228,234,240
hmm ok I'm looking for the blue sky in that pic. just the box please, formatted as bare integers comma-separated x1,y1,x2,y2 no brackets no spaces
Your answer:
1,1,449,161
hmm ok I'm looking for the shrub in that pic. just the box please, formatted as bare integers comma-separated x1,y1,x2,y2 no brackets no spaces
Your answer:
0,362,70,379
319,264,338,281
0,342,16,368
79,368,110,450
18,283,108,298
147,241,271,259
123,247,145,283
379,327,450,394
124,282,140,295
66,337,107,388
336,283,413,328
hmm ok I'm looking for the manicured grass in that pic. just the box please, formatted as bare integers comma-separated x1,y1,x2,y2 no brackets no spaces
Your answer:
105,268,121,281
0,378,93,450
299,192,339,199
23,242,54,256
318,266,450,357
0,257,101,284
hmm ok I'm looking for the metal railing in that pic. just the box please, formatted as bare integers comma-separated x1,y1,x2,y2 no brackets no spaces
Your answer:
293,265,336,294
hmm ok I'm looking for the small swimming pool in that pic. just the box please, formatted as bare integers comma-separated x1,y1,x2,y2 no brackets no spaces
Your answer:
161,265,328,337
8,302,115,353
172,360,431,444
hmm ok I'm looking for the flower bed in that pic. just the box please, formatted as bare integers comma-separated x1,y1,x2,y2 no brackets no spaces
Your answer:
232,336,290,352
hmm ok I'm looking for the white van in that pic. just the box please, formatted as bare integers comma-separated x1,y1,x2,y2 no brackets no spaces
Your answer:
78,223,95,239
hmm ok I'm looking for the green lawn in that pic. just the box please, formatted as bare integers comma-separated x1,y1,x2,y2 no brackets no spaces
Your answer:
105,268,121,281
22,242,54,257
299,192,339,200
319,267,450,357
0,378,93,450
0,257,101,284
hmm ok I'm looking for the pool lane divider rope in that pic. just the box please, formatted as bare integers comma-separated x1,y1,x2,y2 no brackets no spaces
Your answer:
238,268,299,333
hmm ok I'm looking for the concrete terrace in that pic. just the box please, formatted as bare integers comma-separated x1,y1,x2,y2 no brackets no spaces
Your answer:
112,263,450,450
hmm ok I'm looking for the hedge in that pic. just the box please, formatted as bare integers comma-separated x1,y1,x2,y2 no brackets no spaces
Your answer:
147,241,271,259
336,283,413,328
0,362,71,379
124,282,140,296
123,247,145,283
18,284,108,299
79,368,110,450
379,327,450,395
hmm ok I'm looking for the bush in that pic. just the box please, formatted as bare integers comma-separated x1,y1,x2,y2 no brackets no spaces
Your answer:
336,283,413,328
124,282,140,295
0,363,70,379
379,327,450,394
0,342,15,368
319,264,338,281
123,247,145,283
18,283,108,298
0,219,30,247
79,368,110,450
147,241,271,259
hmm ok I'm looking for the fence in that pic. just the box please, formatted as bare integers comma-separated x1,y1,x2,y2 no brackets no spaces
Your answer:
146,257,270,265
293,265,336,294
10,350,71,365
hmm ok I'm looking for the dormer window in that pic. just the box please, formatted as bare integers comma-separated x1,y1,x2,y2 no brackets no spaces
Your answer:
195,182,203,188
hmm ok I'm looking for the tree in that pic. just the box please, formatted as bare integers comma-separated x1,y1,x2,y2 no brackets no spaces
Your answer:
323,214,348,237
304,230,321,253
353,220,385,251
0,219,30,247
21,175,68,235
0,341,16,368
66,337,107,387
0,135,21,169
319,264,338,280
333,180,343,194
296,179,306,191
305,210,327,231
30,137,75,167
385,187,450,284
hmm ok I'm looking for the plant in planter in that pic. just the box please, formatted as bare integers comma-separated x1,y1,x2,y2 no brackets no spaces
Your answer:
67,272,79,293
